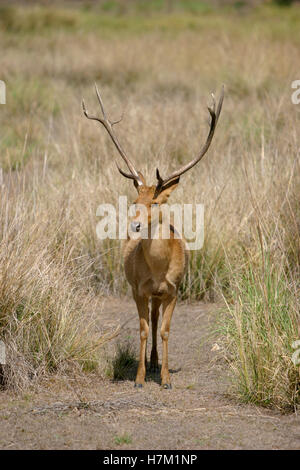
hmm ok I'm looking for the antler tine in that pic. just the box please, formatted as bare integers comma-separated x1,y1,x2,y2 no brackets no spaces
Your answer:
116,162,136,180
156,85,224,190
82,84,143,186
94,82,107,120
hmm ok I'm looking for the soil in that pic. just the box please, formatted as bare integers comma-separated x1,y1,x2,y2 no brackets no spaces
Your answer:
0,298,299,450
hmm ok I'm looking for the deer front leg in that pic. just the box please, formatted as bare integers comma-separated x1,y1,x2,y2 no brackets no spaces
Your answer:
160,295,177,389
134,294,149,388
150,297,161,372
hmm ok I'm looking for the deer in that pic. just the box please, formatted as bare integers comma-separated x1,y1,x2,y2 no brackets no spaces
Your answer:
82,84,224,389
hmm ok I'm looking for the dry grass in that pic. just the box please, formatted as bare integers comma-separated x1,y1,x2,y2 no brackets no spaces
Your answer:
0,2,299,407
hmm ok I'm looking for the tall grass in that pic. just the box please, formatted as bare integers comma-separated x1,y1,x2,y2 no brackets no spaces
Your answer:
0,3,299,405
0,178,120,390
222,200,299,410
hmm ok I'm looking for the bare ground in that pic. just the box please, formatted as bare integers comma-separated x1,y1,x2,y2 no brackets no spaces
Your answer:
0,298,299,450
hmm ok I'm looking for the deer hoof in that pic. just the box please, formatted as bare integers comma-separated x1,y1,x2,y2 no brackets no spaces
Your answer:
134,383,143,389
162,383,172,390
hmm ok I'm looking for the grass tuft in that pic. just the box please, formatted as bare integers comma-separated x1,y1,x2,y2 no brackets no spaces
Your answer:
108,341,137,381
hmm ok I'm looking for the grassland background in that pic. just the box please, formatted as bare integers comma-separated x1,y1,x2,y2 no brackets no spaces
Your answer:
0,0,299,410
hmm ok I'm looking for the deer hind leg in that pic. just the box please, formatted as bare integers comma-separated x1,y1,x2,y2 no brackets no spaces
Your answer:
150,297,161,372
160,295,177,389
134,293,149,388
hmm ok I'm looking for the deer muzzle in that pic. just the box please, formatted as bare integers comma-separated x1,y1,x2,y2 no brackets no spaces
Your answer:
131,221,141,232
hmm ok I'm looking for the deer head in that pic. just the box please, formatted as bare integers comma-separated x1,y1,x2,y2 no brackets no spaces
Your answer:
82,84,224,235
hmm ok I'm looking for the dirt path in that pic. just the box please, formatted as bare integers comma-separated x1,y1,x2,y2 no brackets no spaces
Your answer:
0,299,299,449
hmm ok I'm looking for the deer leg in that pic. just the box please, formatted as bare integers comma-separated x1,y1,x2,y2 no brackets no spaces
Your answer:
160,295,177,389
150,297,161,372
134,294,149,388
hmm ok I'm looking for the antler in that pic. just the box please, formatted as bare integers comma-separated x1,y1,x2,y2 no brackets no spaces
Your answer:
82,84,143,187
155,85,224,196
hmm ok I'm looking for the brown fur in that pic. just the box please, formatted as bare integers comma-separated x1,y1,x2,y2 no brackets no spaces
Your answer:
123,177,189,388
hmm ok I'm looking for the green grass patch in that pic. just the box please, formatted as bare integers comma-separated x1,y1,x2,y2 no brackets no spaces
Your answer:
0,3,300,42
114,433,132,445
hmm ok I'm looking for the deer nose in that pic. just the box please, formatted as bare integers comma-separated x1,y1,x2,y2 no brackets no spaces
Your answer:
131,221,141,232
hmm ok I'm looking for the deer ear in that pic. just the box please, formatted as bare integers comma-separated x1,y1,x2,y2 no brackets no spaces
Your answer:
155,177,180,203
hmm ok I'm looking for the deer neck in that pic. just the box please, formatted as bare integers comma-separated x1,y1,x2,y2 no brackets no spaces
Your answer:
141,222,173,275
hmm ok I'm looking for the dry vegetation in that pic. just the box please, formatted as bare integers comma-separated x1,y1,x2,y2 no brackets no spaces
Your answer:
0,1,299,410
